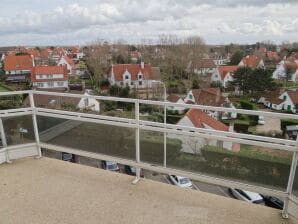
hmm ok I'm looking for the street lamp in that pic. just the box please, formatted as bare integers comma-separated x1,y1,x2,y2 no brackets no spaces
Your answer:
152,80,167,167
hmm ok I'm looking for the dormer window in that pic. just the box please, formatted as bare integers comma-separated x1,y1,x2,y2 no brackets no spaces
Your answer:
138,75,142,79
125,75,129,80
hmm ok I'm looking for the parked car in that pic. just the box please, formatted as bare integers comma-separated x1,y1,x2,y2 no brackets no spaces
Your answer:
229,188,264,204
124,165,144,177
101,161,120,172
168,175,193,188
258,116,265,125
61,152,75,163
262,195,284,210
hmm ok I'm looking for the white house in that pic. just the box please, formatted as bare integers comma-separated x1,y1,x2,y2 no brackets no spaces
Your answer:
272,60,298,81
187,59,216,75
31,66,68,89
262,90,298,113
238,55,265,69
184,88,236,119
3,55,34,82
168,109,240,154
166,94,185,114
107,62,154,90
211,65,238,88
57,55,75,75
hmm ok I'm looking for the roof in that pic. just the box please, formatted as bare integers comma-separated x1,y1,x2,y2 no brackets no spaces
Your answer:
287,90,298,104
267,97,284,105
24,94,80,108
167,94,181,103
192,58,216,69
1,157,292,224
31,66,68,82
185,109,229,131
59,55,75,66
3,55,33,71
240,55,262,68
217,65,238,80
267,51,280,61
283,61,298,73
191,88,227,107
109,64,153,81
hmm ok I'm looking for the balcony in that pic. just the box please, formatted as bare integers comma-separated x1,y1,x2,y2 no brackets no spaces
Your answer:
0,90,298,223
1,157,297,224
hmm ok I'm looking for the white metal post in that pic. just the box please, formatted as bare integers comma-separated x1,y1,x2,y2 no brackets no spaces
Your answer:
282,151,298,219
132,100,141,184
163,84,167,167
0,118,11,163
29,92,42,158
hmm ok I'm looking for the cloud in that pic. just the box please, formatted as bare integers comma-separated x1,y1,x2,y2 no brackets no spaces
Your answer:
0,1,297,45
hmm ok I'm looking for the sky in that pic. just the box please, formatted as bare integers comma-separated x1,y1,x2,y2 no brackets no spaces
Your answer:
0,0,297,46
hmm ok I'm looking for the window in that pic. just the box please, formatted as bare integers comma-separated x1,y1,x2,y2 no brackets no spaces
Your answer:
138,75,142,79
125,75,129,80
120,81,124,86
283,95,287,100
57,82,64,87
84,98,89,107
46,74,53,79
47,82,54,87
131,81,134,85
37,83,44,87
138,81,142,86
189,95,192,99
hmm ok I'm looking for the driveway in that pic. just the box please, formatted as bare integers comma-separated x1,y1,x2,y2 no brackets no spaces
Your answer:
256,110,281,134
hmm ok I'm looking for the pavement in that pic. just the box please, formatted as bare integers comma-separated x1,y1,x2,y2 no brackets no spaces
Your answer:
256,110,282,134
1,157,297,224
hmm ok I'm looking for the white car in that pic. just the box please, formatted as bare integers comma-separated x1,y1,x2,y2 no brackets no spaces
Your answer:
229,188,264,204
258,116,265,125
168,175,193,188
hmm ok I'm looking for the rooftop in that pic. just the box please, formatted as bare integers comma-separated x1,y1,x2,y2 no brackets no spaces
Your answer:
0,157,297,224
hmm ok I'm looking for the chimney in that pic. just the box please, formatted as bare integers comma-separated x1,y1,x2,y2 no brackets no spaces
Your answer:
31,54,35,67
141,61,144,69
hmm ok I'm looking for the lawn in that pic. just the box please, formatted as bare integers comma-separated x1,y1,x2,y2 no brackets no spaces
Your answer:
0,85,10,92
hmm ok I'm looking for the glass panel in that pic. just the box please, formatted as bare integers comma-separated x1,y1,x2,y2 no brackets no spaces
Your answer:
40,117,135,160
0,93,29,110
140,130,164,166
3,115,35,145
166,133,292,191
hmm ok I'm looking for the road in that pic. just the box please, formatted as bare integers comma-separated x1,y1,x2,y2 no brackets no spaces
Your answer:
42,150,232,199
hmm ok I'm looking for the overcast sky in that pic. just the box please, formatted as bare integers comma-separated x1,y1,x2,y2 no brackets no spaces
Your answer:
0,0,297,46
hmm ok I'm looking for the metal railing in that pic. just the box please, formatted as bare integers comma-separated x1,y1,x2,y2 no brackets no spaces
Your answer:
0,90,297,219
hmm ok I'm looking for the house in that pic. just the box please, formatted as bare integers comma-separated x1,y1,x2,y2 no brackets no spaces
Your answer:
130,50,142,63
272,60,298,81
211,65,238,88
57,55,76,75
238,55,265,69
166,94,185,114
184,88,237,119
31,66,68,89
168,109,239,154
262,90,298,113
24,92,100,112
187,59,216,75
3,55,34,82
107,62,154,90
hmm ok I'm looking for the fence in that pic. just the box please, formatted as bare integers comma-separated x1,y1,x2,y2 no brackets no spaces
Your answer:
0,90,297,218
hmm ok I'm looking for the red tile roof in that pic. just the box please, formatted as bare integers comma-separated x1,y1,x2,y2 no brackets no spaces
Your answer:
60,55,75,67
287,90,298,104
3,55,33,71
191,88,227,107
109,64,153,81
167,94,181,103
185,109,228,131
192,59,216,69
31,66,68,82
240,55,262,68
266,51,279,61
217,65,238,80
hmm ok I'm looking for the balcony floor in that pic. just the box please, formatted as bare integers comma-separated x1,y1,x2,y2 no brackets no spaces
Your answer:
0,157,297,224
